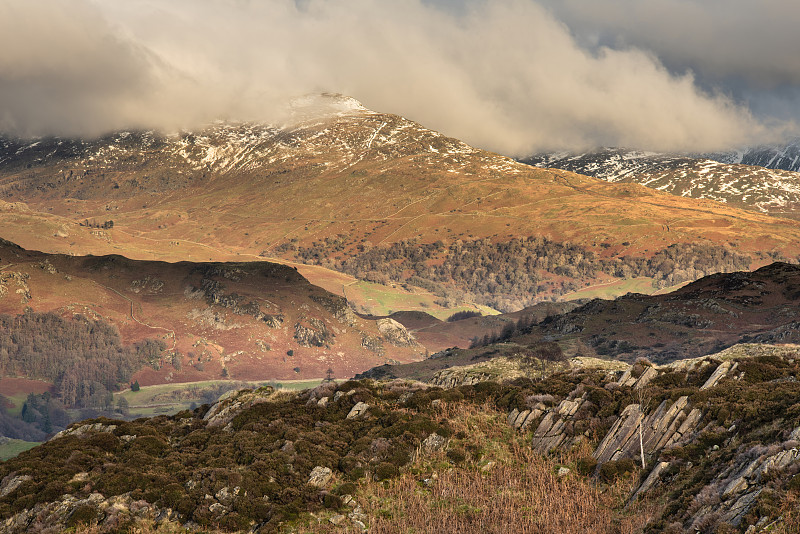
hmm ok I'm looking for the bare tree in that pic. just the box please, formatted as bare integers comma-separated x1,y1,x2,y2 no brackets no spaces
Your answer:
635,385,652,469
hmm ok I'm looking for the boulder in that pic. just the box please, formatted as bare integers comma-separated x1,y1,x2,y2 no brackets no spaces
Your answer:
377,318,418,347
421,433,448,455
308,466,333,488
346,402,370,419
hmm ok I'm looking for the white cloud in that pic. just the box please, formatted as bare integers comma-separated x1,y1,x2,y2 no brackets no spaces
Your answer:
0,0,777,153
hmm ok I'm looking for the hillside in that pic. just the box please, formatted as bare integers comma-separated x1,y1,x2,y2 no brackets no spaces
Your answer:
357,262,800,387
3,96,800,311
1,344,799,533
0,238,423,386
385,301,578,354
522,148,800,218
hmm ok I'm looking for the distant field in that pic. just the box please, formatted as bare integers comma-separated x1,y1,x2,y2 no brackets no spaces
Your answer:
0,378,53,417
0,439,40,461
116,378,326,418
562,278,687,301
561,277,657,301
345,280,497,319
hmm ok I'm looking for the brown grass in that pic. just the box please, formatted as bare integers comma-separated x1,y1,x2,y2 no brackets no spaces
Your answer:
296,401,659,534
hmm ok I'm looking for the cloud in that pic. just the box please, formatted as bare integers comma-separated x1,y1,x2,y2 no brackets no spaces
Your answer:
539,0,800,90
0,0,779,154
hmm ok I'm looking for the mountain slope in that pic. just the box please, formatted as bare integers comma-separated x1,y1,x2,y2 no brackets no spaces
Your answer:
358,262,800,386
3,95,800,311
706,137,800,172
0,238,422,385
522,148,800,217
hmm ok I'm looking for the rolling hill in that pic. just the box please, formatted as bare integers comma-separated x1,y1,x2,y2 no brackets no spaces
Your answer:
359,262,800,388
0,238,423,386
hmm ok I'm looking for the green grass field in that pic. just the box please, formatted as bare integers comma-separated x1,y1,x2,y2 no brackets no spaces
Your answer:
562,277,687,301
346,280,498,319
116,378,327,418
4,393,29,417
561,277,658,301
0,439,40,461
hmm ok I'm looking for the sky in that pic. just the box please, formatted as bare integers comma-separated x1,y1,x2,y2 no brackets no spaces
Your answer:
0,0,798,155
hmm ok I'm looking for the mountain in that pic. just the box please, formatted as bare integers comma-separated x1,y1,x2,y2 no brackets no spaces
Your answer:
522,148,800,217
705,137,800,172
0,238,423,387
4,95,800,313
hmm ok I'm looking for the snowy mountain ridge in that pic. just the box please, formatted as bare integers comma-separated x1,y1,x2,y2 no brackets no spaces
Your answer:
703,137,800,173
522,148,800,217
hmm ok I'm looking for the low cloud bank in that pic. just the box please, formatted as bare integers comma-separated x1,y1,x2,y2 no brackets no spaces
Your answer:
0,0,780,154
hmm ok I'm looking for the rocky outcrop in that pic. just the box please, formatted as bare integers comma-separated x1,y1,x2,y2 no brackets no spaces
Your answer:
0,271,30,303
50,422,118,441
420,433,448,455
0,475,32,499
310,294,356,326
505,354,800,531
684,446,800,528
507,407,544,432
346,402,370,420
594,395,698,464
294,318,333,347
429,369,497,389
1,491,178,534
202,386,275,428
530,394,586,453
377,318,418,347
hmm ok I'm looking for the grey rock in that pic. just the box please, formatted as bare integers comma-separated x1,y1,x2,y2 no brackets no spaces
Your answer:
421,433,448,455
633,366,658,389
519,409,542,431
631,461,670,501
329,514,347,525
0,475,32,499
701,361,738,390
723,489,763,526
512,410,531,429
50,422,117,441
594,404,644,463
346,401,370,419
308,466,333,488
377,318,418,347
215,486,240,503
507,408,520,427
208,502,228,514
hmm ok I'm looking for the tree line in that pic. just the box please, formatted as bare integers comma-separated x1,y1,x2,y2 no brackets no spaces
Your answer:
289,236,754,311
0,311,164,407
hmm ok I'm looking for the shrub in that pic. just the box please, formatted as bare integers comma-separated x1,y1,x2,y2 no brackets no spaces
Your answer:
66,504,99,528
577,456,599,476
446,448,468,464
374,462,399,481
597,458,637,483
